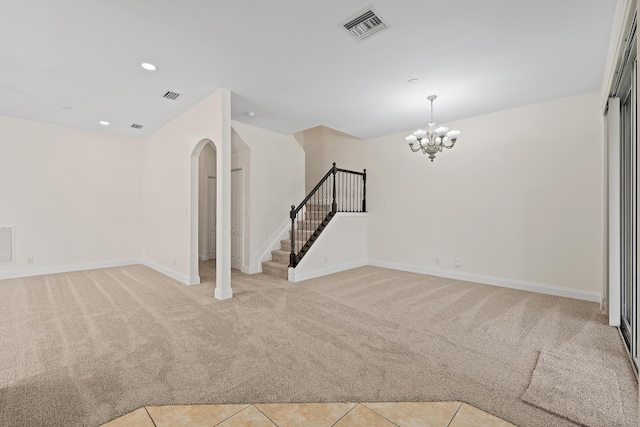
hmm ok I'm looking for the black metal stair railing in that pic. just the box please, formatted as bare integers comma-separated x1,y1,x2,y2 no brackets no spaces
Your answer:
289,163,366,268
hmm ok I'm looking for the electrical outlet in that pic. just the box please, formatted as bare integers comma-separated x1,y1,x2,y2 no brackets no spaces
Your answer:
324,256,328,264
173,258,177,266
435,257,440,266
26,256,33,264
455,259,462,269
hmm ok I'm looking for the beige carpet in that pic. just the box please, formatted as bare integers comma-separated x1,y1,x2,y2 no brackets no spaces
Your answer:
0,264,637,427
522,350,625,427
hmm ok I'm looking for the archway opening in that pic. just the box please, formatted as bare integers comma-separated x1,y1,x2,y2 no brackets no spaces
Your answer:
190,138,231,299
197,142,217,282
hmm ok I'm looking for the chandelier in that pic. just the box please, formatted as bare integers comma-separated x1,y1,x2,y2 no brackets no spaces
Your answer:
405,95,461,162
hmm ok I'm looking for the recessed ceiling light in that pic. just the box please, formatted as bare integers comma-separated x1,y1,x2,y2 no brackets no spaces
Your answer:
99,121,110,126
247,111,255,117
141,62,157,71
407,79,419,84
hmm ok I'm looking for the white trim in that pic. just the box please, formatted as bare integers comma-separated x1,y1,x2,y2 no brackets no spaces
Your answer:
336,212,368,217
289,260,369,283
601,0,636,110
214,286,233,300
608,97,622,326
0,255,603,303
231,168,244,271
0,258,204,286
205,175,217,262
602,111,609,312
368,259,601,303
0,259,140,280
253,218,291,273
142,259,200,285
199,254,209,261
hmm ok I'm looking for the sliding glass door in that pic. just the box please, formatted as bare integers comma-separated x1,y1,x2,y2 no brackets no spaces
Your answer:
618,46,637,365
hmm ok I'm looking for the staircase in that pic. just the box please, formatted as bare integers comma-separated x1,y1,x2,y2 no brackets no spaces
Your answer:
261,204,330,279
261,163,366,280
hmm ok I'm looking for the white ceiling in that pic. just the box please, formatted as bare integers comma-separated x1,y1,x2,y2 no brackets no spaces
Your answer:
0,0,617,140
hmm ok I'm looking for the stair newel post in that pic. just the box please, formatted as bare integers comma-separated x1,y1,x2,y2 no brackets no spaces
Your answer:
362,169,367,212
331,162,337,214
289,205,297,267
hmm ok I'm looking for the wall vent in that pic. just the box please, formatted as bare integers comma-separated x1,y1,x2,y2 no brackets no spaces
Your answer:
163,91,181,100
339,6,389,42
0,227,14,265
130,123,144,129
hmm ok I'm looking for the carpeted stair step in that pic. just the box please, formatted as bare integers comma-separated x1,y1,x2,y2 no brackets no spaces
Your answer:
305,210,331,221
306,203,330,210
304,204,331,219
280,239,307,252
261,260,288,279
294,229,316,240
271,249,290,264
297,219,322,229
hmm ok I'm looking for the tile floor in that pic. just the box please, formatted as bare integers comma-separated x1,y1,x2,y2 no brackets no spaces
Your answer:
101,401,516,427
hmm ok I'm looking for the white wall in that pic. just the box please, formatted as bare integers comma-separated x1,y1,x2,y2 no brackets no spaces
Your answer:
291,213,368,282
367,92,604,301
231,121,305,273
297,126,367,193
0,115,143,278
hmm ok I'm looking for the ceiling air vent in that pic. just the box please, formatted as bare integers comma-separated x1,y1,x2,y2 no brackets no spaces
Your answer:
340,6,389,42
130,123,144,129
163,91,181,100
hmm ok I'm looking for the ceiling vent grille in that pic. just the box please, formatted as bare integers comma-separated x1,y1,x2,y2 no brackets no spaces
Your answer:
163,91,181,100
340,6,389,42
130,123,144,129
0,227,14,265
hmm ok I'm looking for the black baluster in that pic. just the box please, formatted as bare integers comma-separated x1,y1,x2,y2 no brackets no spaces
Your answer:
332,163,337,213
349,173,352,212
362,169,367,212
289,205,296,267
341,172,344,212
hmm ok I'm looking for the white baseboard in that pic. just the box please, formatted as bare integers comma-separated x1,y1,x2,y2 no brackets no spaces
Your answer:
290,260,368,283
141,260,199,285
368,260,601,303
241,265,261,274
0,259,141,280
0,256,603,303
199,254,209,261
0,258,203,287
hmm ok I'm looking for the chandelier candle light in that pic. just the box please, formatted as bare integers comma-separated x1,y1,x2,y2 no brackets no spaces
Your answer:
405,95,461,162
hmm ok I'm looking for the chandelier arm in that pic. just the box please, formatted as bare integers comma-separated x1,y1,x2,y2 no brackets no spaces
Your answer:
408,144,422,153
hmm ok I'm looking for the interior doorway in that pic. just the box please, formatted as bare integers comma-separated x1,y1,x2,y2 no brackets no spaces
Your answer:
231,168,243,270
207,176,216,260
198,143,217,263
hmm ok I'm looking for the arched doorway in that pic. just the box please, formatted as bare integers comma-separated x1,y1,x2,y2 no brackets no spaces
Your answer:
190,138,232,300
198,142,217,277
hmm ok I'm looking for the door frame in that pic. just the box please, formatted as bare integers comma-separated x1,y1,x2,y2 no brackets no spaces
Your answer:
231,167,244,270
205,175,216,260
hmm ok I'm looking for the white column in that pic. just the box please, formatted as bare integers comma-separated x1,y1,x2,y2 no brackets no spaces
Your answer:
215,89,233,300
